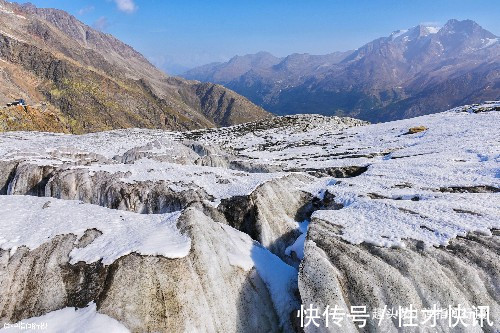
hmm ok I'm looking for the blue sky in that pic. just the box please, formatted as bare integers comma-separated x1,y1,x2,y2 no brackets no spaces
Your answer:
11,0,500,74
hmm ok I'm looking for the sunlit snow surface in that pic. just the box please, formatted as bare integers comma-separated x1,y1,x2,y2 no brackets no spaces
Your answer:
0,303,129,333
220,223,298,327
0,103,498,248
0,196,189,264
309,107,500,247
200,105,500,247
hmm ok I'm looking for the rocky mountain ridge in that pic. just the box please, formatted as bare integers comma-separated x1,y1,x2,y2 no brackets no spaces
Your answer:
183,19,500,122
0,0,270,133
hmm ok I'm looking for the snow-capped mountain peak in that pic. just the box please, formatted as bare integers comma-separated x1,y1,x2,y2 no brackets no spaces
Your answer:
390,24,441,42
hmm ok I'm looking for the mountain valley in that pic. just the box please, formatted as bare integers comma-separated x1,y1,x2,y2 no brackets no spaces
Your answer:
184,20,500,122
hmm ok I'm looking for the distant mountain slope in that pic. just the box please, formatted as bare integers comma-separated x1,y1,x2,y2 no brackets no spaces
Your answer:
0,1,270,133
183,19,499,122
185,51,283,83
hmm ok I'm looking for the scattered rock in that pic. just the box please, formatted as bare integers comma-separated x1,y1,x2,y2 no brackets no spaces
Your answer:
405,126,428,134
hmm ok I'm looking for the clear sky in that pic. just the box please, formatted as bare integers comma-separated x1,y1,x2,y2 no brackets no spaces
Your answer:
11,0,500,74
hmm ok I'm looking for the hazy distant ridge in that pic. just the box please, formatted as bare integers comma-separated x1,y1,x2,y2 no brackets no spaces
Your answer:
183,19,500,122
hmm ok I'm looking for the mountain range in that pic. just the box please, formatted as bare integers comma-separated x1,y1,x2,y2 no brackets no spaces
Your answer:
2,2,496,131
0,0,270,133
183,19,500,122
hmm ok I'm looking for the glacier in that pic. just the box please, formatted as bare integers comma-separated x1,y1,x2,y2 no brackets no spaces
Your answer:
0,102,498,332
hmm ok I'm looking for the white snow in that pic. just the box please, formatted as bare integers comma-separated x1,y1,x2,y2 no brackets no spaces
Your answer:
390,29,408,39
193,115,369,171
285,232,307,259
0,103,498,249
0,303,129,333
197,104,500,247
480,38,499,48
309,109,500,247
0,196,190,264
313,193,499,247
0,129,185,160
85,158,283,206
424,26,440,34
285,220,309,259
220,223,298,328
390,25,440,43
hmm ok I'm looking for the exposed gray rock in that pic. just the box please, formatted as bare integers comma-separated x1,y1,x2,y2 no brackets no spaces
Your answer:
0,204,286,333
299,218,500,332
2,162,212,213
98,205,284,333
219,174,317,265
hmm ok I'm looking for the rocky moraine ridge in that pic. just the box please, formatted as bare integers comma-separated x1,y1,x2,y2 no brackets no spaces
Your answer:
0,102,499,332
